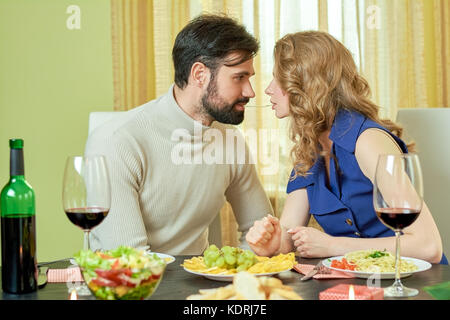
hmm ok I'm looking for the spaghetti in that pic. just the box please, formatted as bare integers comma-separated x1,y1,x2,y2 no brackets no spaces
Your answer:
343,249,419,273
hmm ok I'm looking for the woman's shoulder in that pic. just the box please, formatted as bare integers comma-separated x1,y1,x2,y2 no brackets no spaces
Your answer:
357,128,403,152
331,109,407,153
354,128,406,182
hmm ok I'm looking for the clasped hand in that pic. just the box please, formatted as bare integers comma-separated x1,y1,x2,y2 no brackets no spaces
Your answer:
246,215,332,257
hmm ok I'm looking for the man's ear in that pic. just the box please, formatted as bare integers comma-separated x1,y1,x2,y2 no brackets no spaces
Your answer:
190,62,210,88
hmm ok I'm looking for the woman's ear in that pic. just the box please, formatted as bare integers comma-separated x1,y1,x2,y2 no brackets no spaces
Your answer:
190,62,210,88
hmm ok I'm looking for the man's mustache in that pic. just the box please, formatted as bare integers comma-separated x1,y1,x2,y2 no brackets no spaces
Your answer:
233,98,250,106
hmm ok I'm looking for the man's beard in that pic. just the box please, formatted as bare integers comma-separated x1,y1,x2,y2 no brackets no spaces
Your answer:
201,78,249,125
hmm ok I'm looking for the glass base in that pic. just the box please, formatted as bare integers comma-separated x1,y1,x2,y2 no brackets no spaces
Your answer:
68,283,92,296
384,283,419,298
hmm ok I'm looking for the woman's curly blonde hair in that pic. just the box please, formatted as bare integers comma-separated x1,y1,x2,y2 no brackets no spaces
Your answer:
274,31,412,178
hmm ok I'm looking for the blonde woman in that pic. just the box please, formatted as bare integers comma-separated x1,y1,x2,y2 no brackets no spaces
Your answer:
246,31,446,264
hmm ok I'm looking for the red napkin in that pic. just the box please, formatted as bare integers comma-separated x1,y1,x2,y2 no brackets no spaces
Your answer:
47,267,83,283
320,284,384,300
293,263,354,279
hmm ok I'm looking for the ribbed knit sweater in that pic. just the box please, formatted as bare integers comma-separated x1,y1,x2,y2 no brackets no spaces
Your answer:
84,85,273,255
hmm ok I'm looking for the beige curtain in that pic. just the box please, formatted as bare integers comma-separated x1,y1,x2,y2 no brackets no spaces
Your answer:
362,0,450,120
110,0,450,246
111,0,191,109
111,0,154,109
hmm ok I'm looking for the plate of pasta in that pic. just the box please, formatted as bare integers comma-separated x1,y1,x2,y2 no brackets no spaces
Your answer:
322,249,432,279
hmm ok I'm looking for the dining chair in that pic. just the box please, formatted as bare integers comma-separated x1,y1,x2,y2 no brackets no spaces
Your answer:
396,108,450,257
87,111,223,247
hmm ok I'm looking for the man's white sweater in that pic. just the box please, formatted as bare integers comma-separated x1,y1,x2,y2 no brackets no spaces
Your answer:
85,85,273,255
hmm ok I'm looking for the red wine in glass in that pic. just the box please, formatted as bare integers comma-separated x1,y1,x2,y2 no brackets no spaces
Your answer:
376,208,420,230
65,207,109,230
63,155,111,296
373,153,423,298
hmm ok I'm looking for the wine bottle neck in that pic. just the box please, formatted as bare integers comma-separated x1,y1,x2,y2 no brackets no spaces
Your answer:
10,148,25,176
9,176,25,182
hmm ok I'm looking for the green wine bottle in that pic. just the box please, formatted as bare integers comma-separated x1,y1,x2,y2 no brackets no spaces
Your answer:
1,139,37,293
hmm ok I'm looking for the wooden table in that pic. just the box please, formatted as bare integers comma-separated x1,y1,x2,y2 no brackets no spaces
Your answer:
1,256,448,300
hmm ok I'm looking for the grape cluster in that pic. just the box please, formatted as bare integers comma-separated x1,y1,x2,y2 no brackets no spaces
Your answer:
203,245,258,272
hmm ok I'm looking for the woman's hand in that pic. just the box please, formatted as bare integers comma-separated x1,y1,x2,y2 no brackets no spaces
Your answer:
246,214,282,257
288,226,333,258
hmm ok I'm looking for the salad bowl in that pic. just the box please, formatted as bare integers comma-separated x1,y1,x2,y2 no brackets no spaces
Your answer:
74,246,166,300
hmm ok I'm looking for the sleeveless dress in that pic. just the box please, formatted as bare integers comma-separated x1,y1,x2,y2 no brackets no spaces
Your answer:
286,108,448,265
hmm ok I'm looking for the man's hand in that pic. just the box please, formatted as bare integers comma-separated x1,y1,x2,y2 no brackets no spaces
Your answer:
246,214,282,257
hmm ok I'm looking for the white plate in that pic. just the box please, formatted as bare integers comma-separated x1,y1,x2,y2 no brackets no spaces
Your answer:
322,256,432,279
70,252,176,265
146,252,176,264
183,267,292,282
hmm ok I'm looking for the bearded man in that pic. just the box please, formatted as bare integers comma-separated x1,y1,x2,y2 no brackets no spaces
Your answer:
84,14,273,255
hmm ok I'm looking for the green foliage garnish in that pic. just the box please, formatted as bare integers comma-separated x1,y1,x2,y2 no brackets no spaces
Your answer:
367,250,389,259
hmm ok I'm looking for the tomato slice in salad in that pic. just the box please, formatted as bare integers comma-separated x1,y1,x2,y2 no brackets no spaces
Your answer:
95,268,133,278
97,253,114,259
92,277,119,287
94,268,137,287
111,259,121,269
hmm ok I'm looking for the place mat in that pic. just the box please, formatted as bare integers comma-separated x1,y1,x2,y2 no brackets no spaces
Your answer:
320,284,384,300
48,267,83,283
423,281,450,300
293,263,354,279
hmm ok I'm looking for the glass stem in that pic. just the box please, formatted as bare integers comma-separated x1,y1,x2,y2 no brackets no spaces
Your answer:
83,230,90,251
394,230,402,288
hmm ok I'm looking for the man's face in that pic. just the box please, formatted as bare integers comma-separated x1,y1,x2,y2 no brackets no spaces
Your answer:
201,55,256,125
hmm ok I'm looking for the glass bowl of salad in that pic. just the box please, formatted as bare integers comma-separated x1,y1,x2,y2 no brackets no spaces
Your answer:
74,246,166,300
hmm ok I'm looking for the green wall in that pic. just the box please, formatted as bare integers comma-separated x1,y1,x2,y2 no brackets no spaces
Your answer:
0,0,114,262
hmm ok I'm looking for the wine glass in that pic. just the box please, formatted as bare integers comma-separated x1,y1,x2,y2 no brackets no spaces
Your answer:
62,155,111,295
373,153,423,297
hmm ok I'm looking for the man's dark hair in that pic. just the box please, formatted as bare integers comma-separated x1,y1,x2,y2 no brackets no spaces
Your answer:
172,14,259,89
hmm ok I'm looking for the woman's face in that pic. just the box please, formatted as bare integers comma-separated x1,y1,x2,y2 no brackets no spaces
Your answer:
264,76,290,119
